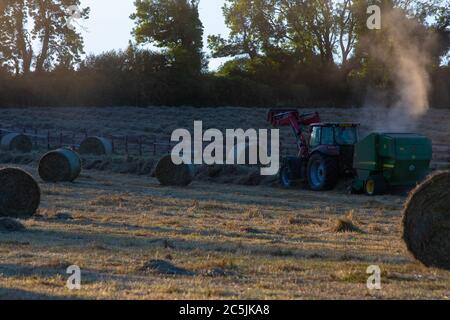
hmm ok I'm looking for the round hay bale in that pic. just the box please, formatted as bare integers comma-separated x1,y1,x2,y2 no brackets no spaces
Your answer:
38,148,81,182
0,168,40,218
154,154,194,186
79,136,112,156
0,133,32,153
402,171,450,270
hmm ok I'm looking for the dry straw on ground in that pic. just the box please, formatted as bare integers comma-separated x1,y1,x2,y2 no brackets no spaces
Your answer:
0,133,32,153
154,154,194,186
0,168,40,218
402,171,450,270
39,148,81,182
79,136,112,155
332,211,363,233
140,259,195,276
0,107,449,299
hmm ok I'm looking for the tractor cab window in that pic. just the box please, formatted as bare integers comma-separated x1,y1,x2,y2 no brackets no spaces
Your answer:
310,127,321,147
335,127,357,145
321,127,334,145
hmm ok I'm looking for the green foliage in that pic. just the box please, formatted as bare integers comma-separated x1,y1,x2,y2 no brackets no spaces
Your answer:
208,0,272,59
0,0,449,109
0,0,89,74
208,0,357,66
131,0,205,74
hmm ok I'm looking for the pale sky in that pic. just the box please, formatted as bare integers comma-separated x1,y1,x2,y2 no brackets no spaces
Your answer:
79,0,230,70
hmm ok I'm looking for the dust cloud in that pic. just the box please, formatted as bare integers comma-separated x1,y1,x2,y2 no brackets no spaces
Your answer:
360,8,437,133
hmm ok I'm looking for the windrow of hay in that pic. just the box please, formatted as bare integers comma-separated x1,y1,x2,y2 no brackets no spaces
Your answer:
154,154,194,186
332,211,363,233
0,168,40,218
0,152,34,165
402,171,450,270
39,148,82,182
0,133,32,153
196,164,278,186
79,136,112,156
0,217,25,232
140,259,195,276
82,156,154,175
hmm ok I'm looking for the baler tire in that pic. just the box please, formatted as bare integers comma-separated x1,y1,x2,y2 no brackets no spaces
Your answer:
365,175,387,196
307,153,339,191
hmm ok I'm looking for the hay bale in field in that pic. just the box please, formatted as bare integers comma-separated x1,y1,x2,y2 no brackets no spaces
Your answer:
0,133,32,153
0,168,40,218
0,217,25,232
402,171,450,270
154,154,194,186
78,136,112,156
38,148,81,182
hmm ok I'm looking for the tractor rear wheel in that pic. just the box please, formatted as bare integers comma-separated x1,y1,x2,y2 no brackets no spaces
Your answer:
307,153,338,191
364,175,387,196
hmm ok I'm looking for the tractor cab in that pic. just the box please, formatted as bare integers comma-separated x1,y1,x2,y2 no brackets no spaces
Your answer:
305,123,359,190
309,123,359,148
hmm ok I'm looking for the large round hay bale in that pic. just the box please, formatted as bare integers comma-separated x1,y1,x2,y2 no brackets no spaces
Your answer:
402,171,450,270
0,168,40,218
0,133,32,153
38,148,81,182
154,154,194,186
79,136,112,156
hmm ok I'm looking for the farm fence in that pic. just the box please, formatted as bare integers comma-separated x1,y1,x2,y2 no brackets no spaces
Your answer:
0,126,449,169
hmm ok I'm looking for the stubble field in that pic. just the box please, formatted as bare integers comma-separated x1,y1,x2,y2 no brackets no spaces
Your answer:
0,106,449,299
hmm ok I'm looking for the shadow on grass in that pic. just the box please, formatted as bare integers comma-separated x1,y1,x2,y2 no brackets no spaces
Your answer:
1,221,411,265
0,262,147,297
0,287,75,300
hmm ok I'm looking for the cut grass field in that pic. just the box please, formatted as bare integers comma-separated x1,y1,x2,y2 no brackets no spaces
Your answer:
1,164,449,299
0,106,449,299
1,106,449,146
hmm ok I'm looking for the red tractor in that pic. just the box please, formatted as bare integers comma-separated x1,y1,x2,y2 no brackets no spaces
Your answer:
268,109,359,191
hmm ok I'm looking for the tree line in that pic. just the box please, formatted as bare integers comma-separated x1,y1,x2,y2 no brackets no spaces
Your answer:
0,0,449,108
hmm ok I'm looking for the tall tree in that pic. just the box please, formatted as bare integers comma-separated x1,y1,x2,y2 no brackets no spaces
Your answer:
131,0,205,74
0,0,89,74
209,0,262,59
336,0,356,65
209,0,357,65
208,0,285,60
33,0,89,72
0,0,33,74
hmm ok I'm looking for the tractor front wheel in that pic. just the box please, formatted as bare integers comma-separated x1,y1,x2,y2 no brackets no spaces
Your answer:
279,163,295,188
364,175,387,196
307,153,338,191
279,157,302,188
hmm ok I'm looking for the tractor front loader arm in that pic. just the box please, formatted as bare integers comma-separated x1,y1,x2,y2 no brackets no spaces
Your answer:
267,109,321,158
